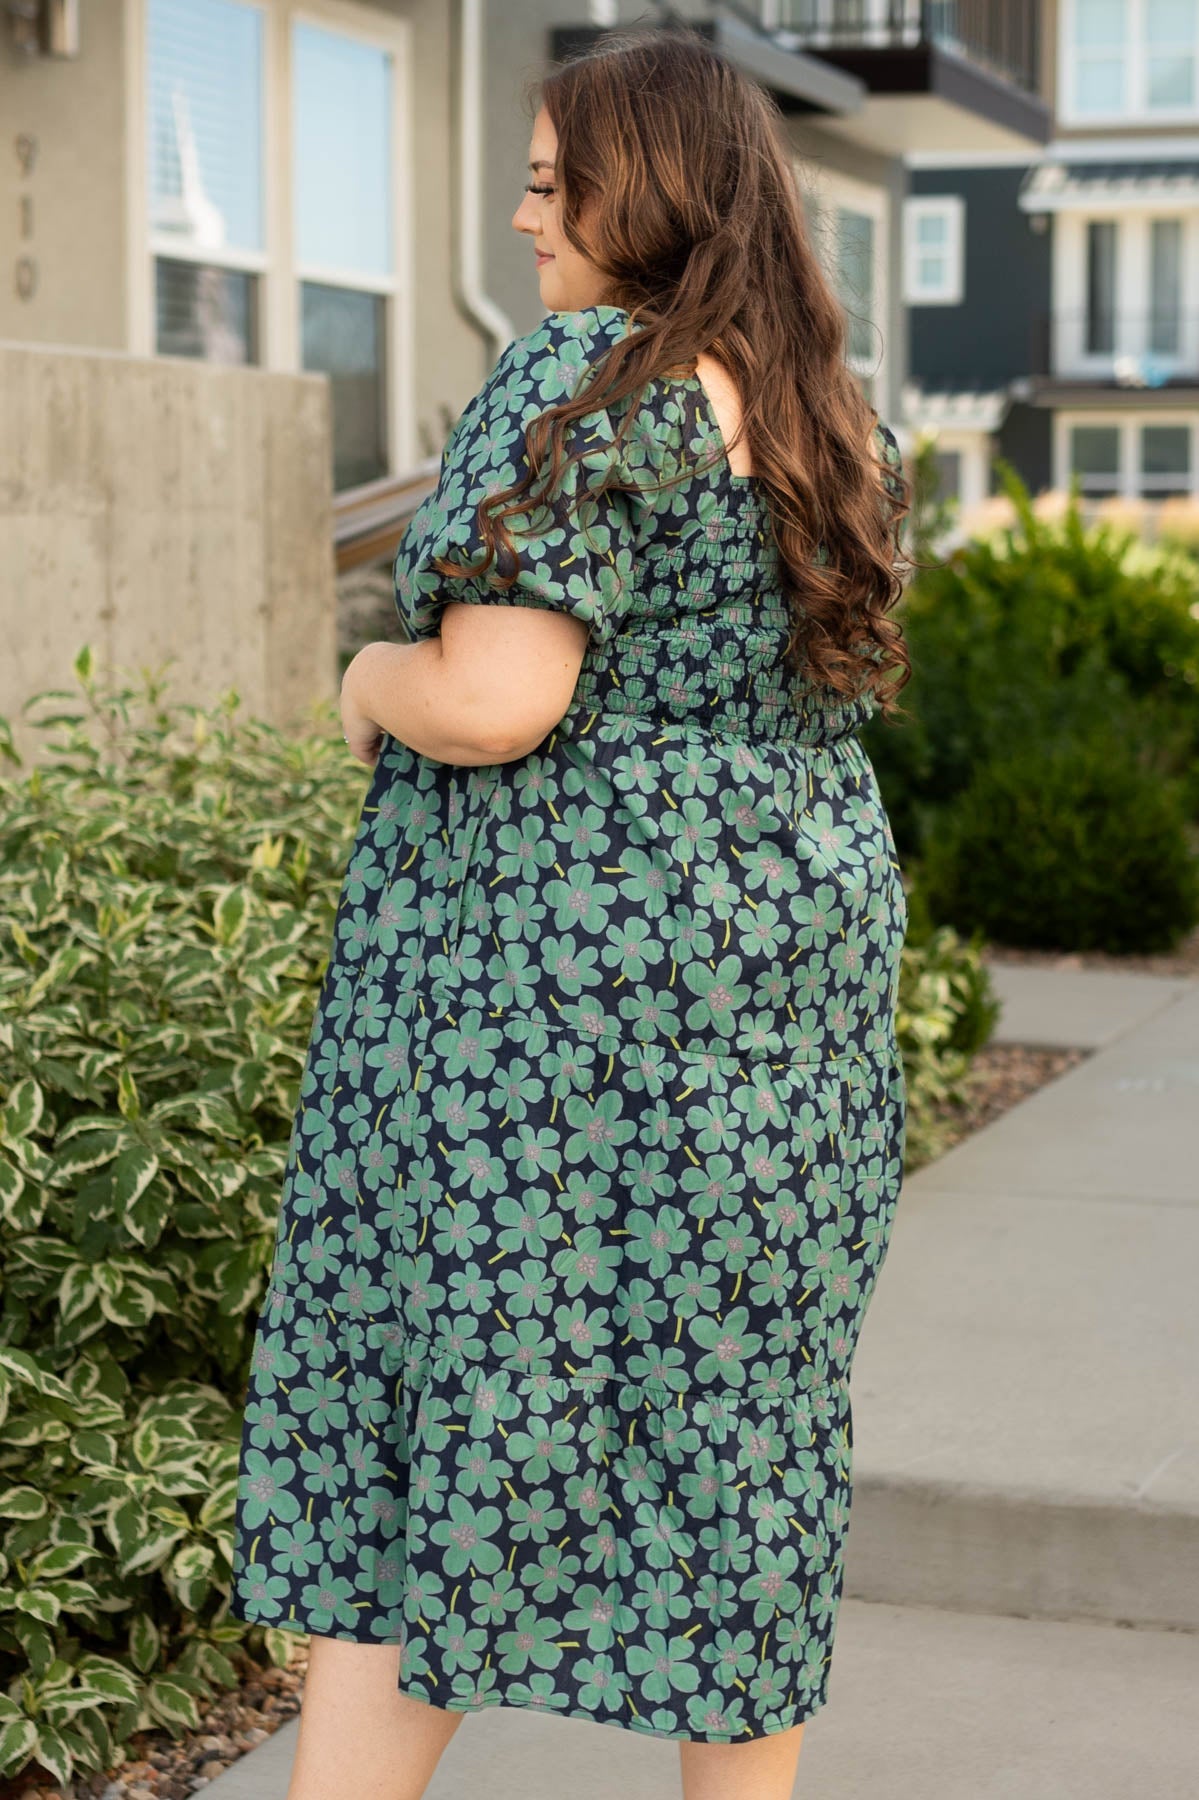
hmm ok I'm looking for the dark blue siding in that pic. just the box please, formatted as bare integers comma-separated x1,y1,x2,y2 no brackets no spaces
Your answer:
995,400,1052,497
908,165,1049,392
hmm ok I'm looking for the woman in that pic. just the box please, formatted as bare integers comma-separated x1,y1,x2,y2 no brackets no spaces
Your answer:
230,26,911,1800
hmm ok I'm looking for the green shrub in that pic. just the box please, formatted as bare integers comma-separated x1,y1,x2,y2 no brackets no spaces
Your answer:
0,650,996,1786
894,913,1001,1170
865,465,1199,856
0,649,363,1787
920,732,1199,954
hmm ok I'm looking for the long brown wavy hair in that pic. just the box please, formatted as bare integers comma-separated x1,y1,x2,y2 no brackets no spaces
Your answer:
434,24,918,718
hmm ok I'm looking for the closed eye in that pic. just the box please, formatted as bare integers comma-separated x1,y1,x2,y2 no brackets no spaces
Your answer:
524,183,555,197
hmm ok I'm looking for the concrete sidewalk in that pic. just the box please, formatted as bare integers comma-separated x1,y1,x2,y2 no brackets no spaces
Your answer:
206,958,1199,1798
203,1597,1198,1800
844,964,1199,1632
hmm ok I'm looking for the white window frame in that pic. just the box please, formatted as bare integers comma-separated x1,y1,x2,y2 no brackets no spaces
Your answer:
1055,410,1199,498
125,0,416,474
290,4,412,484
903,196,965,305
926,430,988,511
1051,207,1199,379
1059,0,1199,127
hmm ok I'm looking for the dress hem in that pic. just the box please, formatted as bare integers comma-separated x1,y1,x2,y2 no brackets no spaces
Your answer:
228,1608,829,1742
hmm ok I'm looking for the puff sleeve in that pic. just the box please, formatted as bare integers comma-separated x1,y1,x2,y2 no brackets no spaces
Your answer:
872,418,906,515
393,306,642,652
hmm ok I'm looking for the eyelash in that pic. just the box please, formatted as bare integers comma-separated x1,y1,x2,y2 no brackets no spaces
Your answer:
525,183,555,197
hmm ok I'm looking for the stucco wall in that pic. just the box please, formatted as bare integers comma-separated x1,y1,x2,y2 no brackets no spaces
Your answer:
0,0,490,479
0,0,128,351
0,342,337,761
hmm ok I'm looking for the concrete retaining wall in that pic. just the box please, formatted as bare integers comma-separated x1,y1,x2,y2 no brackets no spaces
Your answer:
0,340,337,761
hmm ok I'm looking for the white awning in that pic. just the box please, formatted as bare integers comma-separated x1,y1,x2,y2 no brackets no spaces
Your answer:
1019,158,1199,212
901,385,1009,433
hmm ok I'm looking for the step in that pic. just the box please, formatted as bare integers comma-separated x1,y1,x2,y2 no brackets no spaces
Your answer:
203,1598,1199,1799
844,982,1199,1629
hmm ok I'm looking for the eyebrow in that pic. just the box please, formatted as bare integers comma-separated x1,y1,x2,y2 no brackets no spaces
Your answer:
528,159,555,171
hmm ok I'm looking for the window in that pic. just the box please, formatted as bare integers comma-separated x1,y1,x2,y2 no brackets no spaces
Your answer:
147,0,264,363
156,258,259,363
1140,423,1191,494
933,447,963,502
903,197,964,304
293,22,394,492
1150,218,1183,353
1062,415,1198,496
1062,0,1198,122
300,287,388,493
1055,211,1196,377
795,170,888,407
1147,0,1198,105
837,207,876,368
1085,219,1117,354
1070,423,1121,494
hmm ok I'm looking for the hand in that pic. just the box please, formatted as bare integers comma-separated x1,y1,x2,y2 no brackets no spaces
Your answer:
340,647,387,770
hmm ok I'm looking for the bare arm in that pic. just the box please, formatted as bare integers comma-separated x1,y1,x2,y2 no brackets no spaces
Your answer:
341,601,590,768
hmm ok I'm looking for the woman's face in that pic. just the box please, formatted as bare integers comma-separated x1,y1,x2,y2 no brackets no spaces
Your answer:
511,106,611,314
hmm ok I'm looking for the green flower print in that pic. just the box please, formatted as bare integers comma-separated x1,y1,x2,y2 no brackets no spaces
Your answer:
231,304,908,1745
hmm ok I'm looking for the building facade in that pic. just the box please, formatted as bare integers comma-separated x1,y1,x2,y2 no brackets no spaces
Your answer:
906,0,1199,511
4,0,1054,506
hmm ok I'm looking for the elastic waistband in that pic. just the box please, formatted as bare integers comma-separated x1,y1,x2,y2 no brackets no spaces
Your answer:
567,685,872,749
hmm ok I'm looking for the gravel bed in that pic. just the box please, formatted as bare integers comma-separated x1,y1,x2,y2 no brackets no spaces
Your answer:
926,1039,1090,1160
981,923,1199,981
0,1647,309,1800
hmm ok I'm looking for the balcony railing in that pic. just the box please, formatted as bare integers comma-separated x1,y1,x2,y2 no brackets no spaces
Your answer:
1030,309,1199,384
768,1,1041,95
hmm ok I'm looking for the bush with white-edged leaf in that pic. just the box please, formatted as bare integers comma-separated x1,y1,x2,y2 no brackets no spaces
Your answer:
0,648,363,1787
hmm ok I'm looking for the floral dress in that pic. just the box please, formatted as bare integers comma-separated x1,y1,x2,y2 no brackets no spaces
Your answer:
230,303,909,1743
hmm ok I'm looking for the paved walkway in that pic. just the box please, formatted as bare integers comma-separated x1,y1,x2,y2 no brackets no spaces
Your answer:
207,958,1199,1799
206,1596,1197,1800
845,961,1198,1632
